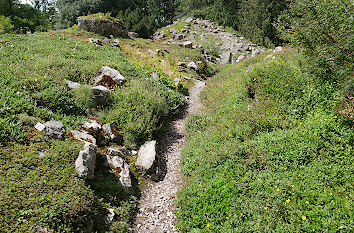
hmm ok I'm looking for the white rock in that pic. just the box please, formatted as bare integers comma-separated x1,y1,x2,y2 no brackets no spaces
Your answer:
187,62,198,71
103,208,115,225
251,49,261,57
91,85,111,106
65,80,81,89
82,120,101,134
95,66,126,87
70,130,96,145
182,41,193,48
273,46,283,53
185,18,193,23
135,141,157,170
75,142,97,179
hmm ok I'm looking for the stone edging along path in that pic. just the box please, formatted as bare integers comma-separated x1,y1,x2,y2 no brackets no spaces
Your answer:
133,80,206,233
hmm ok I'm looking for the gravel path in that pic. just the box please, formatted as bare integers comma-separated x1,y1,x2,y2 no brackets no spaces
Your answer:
133,80,206,233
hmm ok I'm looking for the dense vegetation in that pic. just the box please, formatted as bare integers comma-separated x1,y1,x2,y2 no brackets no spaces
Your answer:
0,31,187,231
177,50,353,231
177,0,353,231
0,0,352,232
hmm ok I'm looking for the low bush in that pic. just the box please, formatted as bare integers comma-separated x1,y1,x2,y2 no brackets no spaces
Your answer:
99,80,170,148
177,51,353,232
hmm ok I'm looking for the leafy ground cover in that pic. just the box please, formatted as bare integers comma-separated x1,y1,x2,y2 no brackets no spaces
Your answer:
0,32,186,232
177,50,353,232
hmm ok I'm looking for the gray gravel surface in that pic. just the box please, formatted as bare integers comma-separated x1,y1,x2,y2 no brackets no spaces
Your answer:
133,80,206,233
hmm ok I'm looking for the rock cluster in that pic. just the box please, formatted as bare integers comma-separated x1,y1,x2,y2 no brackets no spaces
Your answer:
153,18,269,64
77,16,128,37
65,66,126,107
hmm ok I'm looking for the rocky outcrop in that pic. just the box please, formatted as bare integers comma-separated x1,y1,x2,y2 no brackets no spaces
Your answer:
154,18,265,65
106,147,132,190
75,142,97,179
44,121,65,139
95,66,126,87
77,16,128,37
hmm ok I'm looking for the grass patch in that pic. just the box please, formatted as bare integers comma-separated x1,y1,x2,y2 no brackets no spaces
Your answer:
177,51,353,232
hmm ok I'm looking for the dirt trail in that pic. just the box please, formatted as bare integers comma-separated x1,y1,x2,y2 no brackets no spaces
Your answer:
133,80,206,233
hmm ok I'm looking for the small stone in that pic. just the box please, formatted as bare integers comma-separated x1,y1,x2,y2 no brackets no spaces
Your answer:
69,130,97,145
88,38,102,45
148,49,156,56
251,49,261,57
65,80,81,89
187,62,198,71
128,32,139,38
185,18,193,23
44,121,65,139
273,46,283,53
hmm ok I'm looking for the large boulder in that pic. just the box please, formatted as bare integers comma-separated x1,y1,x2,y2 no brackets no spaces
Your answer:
135,141,157,171
75,142,97,179
95,66,126,87
106,147,132,190
91,85,111,106
44,121,65,139
77,16,128,37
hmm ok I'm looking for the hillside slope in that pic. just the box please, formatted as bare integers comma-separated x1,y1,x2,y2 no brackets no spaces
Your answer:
177,50,353,232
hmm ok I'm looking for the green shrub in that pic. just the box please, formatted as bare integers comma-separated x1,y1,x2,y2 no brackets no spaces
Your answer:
33,86,84,115
72,84,95,114
99,80,169,148
277,0,353,82
0,15,14,34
